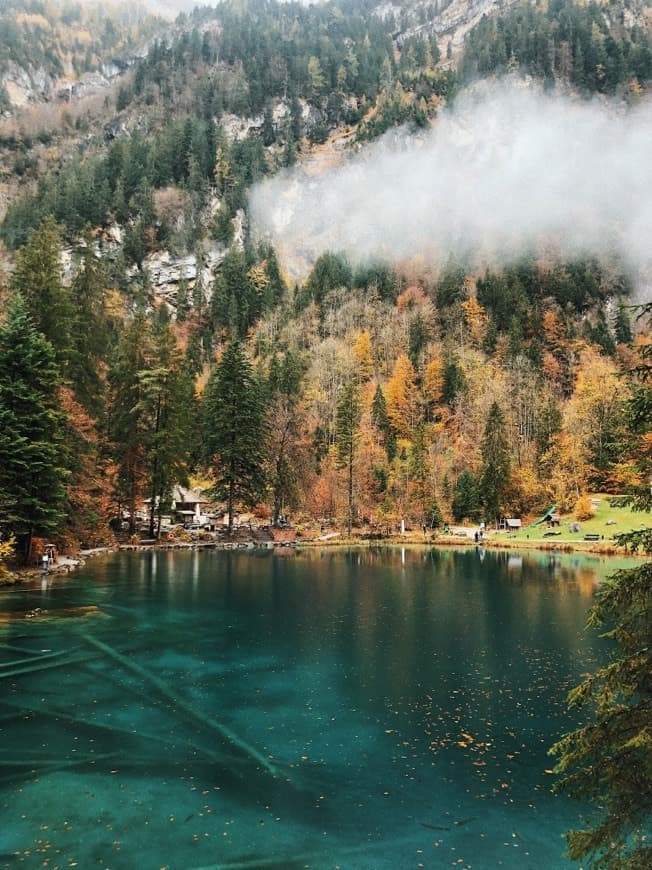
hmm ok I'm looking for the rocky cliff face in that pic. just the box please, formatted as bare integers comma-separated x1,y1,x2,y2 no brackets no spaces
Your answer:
383,0,521,58
1,59,137,112
0,0,163,115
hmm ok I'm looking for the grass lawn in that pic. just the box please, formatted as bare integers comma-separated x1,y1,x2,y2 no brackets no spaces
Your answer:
501,495,649,548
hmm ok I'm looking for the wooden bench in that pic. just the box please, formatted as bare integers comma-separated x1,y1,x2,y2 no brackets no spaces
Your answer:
583,534,600,541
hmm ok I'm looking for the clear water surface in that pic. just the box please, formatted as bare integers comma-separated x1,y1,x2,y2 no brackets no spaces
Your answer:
0,547,621,869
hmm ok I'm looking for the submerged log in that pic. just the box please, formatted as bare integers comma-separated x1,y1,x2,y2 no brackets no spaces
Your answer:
78,631,281,779
0,652,95,679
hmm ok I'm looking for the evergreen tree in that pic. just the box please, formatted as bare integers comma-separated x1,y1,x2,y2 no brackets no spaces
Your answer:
137,319,194,537
0,295,68,563
69,235,112,417
204,340,267,533
108,309,155,533
371,382,396,460
614,303,633,345
441,358,467,407
480,401,511,524
408,424,430,519
335,381,361,536
451,470,481,522
266,353,304,527
10,219,73,367
550,307,652,867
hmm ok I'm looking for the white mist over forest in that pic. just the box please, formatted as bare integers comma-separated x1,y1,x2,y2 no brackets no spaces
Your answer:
250,82,652,284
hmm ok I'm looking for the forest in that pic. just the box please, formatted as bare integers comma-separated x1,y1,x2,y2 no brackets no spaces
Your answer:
0,0,650,567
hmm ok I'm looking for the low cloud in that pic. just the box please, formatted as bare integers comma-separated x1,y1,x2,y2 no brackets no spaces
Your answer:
250,81,652,285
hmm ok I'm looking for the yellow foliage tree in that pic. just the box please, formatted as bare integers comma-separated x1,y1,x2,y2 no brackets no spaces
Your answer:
0,536,15,584
461,296,489,348
353,330,374,381
566,348,624,485
386,353,420,437
423,357,444,410
574,494,595,521
541,431,589,511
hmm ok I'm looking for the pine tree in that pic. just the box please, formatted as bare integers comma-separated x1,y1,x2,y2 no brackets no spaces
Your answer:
204,340,267,533
614,303,633,345
69,235,112,417
452,470,481,522
136,319,194,537
10,219,73,367
550,304,652,869
408,424,430,520
266,354,304,527
108,309,155,533
0,295,68,563
335,381,361,536
480,401,511,524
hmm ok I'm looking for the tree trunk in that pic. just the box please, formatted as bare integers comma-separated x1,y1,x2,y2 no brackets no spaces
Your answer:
148,394,162,538
347,443,354,537
228,478,234,536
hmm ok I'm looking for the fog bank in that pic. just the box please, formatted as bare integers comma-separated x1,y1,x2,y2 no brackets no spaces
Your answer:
250,82,652,284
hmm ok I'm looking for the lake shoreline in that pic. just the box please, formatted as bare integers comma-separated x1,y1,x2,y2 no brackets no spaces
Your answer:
0,533,636,588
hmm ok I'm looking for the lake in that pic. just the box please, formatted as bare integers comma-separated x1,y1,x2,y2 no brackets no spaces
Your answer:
0,547,619,869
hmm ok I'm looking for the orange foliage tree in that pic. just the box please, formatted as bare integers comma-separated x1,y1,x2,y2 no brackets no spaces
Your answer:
386,353,420,437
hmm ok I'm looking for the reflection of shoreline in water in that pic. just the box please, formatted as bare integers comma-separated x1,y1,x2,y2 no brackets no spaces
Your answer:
291,544,641,598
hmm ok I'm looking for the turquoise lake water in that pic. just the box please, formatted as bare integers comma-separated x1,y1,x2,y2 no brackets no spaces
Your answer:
0,547,617,869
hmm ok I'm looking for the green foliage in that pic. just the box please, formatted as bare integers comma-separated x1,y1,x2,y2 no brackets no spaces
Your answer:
480,401,511,522
550,303,652,868
452,470,481,523
204,340,267,531
300,251,353,309
10,219,73,366
211,247,283,339
335,380,361,535
614,303,633,345
67,235,114,417
108,309,155,532
266,351,305,526
138,325,195,537
354,262,398,302
460,0,652,94
0,295,68,563
441,357,467,408
550,553,652,868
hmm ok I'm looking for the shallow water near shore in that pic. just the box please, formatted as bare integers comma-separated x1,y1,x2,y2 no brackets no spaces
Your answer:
0,547,619,868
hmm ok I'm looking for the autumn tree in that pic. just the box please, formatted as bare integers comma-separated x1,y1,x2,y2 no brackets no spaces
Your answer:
461,295,489,348
423,356,444,420
386,353,420,437
59,386,114,549
353,330,374,381
566,348,627,488
204,340,267,533
0,295,68,563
